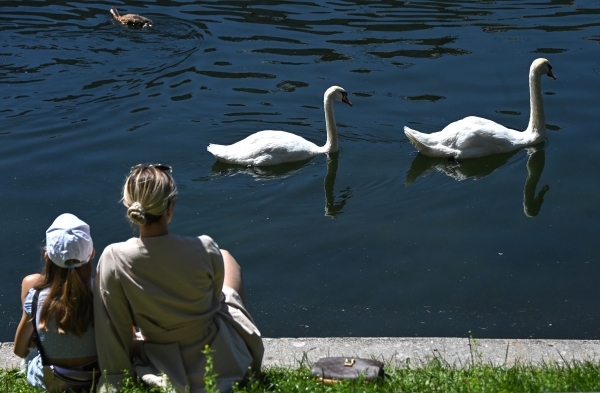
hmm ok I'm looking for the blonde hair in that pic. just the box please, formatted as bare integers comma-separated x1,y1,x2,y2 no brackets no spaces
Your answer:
123,165,178,226
36,253,94,337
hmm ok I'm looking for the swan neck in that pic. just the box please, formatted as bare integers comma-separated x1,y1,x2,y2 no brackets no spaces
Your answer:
527,69,546,140
322,95,338,153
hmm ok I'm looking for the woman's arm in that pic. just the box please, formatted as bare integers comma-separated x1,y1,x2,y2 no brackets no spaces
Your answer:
14,274,42,358
94,247,136,391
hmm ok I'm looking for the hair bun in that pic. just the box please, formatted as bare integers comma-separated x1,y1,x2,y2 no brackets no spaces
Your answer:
127,201,147,225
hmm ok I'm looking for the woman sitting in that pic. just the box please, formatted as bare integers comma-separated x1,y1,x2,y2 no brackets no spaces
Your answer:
93,164,263,392
14,213,97,390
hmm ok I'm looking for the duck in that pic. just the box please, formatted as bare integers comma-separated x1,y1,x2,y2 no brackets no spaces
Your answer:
404,58,556,159
110,7,152,27
207,86,353,166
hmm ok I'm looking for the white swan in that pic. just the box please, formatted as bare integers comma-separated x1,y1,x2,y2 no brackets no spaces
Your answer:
404,58,556,159
207,86,352,166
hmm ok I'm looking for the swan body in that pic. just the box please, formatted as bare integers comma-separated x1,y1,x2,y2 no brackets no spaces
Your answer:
110,7,152,27
207,86,352,166
404,58,556,159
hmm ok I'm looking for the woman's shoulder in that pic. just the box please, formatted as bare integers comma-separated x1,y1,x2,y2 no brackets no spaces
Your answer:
97,238,139,268
197,235,219,251
100,238,139,254
169,234,221,255
167,233,217,245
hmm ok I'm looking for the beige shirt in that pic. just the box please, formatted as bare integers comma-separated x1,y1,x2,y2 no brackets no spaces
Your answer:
93,234,263,392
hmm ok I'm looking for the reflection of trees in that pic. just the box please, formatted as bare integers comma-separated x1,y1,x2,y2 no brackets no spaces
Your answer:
324,152,352,218
405,145,549,217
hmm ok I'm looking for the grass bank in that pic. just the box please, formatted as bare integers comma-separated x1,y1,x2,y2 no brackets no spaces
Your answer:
3,357,600,393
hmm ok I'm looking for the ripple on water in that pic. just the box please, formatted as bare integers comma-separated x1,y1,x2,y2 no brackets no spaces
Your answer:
1,5,208,127
2,0,600,341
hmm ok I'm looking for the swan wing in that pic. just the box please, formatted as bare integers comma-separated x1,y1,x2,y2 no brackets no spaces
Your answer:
443,117,527,157
207,130,320,166
405,117,527,159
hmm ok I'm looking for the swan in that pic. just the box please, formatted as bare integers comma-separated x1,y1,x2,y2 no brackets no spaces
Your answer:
207,86,352,166
110,7,152,27
404,58,556,159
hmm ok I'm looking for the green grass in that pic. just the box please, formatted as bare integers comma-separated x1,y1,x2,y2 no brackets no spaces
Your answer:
3,358,600,393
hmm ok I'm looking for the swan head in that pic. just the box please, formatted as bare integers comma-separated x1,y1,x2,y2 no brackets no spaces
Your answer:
325,86,353,106
531,58,556,80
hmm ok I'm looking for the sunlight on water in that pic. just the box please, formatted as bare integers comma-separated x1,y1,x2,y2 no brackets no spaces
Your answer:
1,0,600,341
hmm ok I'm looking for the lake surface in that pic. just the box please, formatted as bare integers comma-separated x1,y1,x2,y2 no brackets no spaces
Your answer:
1,0,599,342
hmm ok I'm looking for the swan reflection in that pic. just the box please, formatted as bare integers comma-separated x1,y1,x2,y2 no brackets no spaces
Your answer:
405,145,549,217
324,152,352,218
210,158,312,180
522,147,549,217
210,152,352,217
405,150,519,184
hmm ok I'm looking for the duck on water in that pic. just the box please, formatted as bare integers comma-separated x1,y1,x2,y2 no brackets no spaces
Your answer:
110,7,152,28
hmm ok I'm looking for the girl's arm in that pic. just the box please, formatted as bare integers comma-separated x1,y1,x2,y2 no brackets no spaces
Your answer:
14,310,33,358
14,274,42,358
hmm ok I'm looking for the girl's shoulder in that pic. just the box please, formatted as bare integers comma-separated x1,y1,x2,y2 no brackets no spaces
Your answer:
23,286,48,315
21,273,42,290
20,273,43,305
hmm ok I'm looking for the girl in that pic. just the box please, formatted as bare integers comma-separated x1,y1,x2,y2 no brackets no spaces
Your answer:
14,213,97,390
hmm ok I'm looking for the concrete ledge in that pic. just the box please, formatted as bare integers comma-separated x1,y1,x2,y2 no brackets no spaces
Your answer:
3,338,600,370
0,343,21,370
262,338,600,368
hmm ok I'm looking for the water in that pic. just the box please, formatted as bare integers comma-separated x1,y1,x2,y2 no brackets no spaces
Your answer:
1,0,599,342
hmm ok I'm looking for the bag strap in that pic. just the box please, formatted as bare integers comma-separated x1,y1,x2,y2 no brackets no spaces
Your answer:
30,289,49,366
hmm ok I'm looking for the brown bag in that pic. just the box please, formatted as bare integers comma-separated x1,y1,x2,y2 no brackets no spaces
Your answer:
310,357,384,383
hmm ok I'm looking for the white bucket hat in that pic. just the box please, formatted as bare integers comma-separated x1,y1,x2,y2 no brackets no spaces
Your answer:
45,213,93,268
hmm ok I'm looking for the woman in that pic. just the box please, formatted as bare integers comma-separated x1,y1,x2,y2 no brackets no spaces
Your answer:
94,164,263,393
14,213,97,389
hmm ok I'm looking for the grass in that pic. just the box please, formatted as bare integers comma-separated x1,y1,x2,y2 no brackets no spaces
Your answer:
3,357,600,393
240,359,600,393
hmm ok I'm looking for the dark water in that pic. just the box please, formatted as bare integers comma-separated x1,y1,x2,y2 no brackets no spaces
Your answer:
1,1,600,342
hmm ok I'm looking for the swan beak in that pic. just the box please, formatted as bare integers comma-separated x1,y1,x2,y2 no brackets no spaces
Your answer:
547,69,557,80
342,95,353,106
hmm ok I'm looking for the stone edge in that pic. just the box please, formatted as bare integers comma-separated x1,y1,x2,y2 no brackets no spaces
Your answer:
3,338,600,370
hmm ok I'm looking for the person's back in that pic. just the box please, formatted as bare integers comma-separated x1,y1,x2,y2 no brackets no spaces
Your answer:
14,213,98,389
100,234,222,334
24,287,96,362
94,164,263,393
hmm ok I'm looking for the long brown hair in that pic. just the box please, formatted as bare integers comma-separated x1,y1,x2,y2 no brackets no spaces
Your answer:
34,251,94,337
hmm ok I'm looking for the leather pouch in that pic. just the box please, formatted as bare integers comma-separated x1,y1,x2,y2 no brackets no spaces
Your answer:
310,357,384,383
